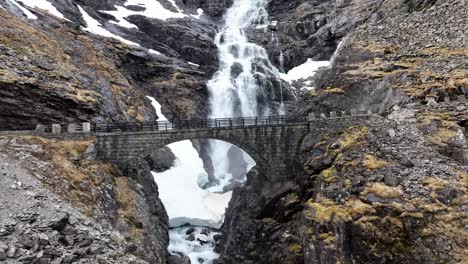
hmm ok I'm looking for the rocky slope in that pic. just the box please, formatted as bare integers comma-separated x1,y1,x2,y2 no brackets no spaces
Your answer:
0,135,168,263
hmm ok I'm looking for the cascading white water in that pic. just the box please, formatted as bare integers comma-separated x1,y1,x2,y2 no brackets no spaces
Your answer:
207,0,284,189
155,0,287,262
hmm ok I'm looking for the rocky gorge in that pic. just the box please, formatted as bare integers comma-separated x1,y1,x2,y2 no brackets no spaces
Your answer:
0,0,467,263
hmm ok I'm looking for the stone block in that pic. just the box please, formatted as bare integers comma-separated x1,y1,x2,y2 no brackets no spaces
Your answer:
330,111,337,119
52,124,61,134
67,124,77,133
320,113,327,119
35,125,45,134
367,110,373,115
82,122,91,132
457,95,466,102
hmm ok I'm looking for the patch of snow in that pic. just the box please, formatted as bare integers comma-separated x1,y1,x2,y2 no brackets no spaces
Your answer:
188,61,199,67
149,49,162,55
101,0,186,28
7,0,37,19
146,96,167,121
153,141,232,228
255,24,268,29
271,20,277,26
78,5,140,46
16,0,67,20
190,8,204,19
280,58,330,83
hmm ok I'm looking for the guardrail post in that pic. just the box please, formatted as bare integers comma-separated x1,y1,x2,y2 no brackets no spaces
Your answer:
52,124,61,134
82,122,91,133
330,111,337,119
320,113,327,119
35,124,45,134
67,123,77,133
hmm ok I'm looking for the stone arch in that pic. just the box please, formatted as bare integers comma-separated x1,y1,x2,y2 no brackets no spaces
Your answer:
133,133,271,179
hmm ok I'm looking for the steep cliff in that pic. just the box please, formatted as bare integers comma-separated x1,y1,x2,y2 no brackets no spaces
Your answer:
216,0,467,263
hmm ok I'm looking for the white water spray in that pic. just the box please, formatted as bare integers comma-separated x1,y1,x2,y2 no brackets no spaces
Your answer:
207,0,284,188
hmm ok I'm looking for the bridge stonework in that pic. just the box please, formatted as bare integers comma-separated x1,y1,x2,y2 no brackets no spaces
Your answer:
95,123,311,182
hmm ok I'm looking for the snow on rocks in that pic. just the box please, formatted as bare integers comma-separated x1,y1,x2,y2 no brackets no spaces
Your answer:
190,8,204,19
7,0,37,19
152,141,232,228
77,5,140,46
14,0,67,20
100,0,187,30
147,96,167,121
280,58,330,83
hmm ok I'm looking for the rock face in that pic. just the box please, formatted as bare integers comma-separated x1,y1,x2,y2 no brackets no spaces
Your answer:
215,0,468,263
216,109,467,263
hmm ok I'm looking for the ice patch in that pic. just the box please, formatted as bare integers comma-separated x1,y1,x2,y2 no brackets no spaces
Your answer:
101,0,186,28
152,141,232,228
78,5,140,46
280,58,330,83
16,0,67,20
7,0,37,19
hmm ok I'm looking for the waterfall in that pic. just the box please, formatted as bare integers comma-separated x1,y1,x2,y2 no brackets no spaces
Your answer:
207,0,284,189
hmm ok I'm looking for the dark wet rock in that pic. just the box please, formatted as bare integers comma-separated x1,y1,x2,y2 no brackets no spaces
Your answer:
146,147,176,172
186,234,196,242
168,254,191,264
185,227,196,235
227,145,248,181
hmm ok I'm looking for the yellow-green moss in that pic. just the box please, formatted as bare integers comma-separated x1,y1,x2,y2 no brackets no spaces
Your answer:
363,154,389,170
362,183,403,199
339,126,369,150
423,177,449,190
306,199,352,223
322,167,336,183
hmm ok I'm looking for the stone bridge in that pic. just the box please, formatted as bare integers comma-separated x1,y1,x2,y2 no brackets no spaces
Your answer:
91,113,380,182
94,116,311,182
18,112,380,182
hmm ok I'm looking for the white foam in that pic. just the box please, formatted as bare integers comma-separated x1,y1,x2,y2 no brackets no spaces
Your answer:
78,5,140,46
169,226,220,263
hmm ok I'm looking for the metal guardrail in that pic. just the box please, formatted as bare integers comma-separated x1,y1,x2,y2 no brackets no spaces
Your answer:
91,115,308,133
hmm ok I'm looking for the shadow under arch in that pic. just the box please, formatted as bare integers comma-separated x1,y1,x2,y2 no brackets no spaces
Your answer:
132,134,271,181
